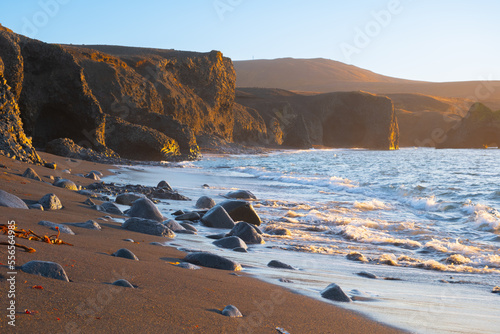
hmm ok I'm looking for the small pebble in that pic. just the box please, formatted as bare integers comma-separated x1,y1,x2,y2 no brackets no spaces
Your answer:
221,305,242,317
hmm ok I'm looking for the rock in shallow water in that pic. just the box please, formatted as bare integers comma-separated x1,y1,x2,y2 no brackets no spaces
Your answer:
201,205,235,229
175,211,200,221
195,195,216,209
115,193,145,206
112,248,139,261
184,252,242,271
98,201,123,215
219,200,261,226
213,236,248,250
321,283,351,302
267,260,295,270
346,251,369,263
122,217,175,237
224,190,257,200
163,219,186,232
0,189,28,209
221,305,243,317
21,260,69,282
227,222,264,244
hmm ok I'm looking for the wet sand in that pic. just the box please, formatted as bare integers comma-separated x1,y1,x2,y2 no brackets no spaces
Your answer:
0,152,406,333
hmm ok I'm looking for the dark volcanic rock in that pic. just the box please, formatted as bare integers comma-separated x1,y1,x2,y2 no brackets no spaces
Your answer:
184,252,242,271
127,198,164,221
227,222,264,244
105,115,180,161
0,66,43,164
201,205,235,229
224,190,257,200
195,195,216,209
112,248,139,261
21,260,69,282
438,103,500,148
235,88,399,150
45,138,117,162
174,211,200,221
213,236,248,250
22,167,42,181
39,193,62,210
122,217,175,237
219,200,261,226
157,180,173,191
0,189,28,209
267,260,295,270
321,283,352,302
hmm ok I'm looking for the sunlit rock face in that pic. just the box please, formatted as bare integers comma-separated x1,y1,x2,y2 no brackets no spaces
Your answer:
234,88,399,150
437,103,500,149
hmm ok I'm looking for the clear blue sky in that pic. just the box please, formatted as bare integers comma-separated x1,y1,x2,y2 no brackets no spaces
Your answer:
1,0,499,82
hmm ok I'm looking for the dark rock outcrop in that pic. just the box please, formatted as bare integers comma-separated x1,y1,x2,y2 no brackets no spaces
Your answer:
219,200,261,226
437,103,500,148
235,88,399,150
45,138,118,162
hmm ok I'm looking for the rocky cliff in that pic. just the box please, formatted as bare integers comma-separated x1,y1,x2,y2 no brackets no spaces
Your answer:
437,103,500,148
0,25,236,161
235,88,399,150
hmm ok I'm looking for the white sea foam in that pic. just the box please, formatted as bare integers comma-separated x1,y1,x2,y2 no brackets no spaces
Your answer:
339,225,422,249
406,196,440,211
354,199,392,211
424,239,480,254
235,167,358,191
473,210,500,232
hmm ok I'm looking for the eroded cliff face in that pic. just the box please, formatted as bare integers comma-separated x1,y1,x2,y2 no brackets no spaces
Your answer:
0,26,236,161
235,88,399,150
437,103,500,148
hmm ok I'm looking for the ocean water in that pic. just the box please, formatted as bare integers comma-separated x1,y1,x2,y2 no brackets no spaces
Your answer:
106,148,500,334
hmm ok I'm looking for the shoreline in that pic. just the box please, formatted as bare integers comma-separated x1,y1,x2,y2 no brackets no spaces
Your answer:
0,152,406,333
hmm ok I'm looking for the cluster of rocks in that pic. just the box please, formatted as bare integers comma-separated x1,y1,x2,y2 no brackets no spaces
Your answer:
86,180,190,202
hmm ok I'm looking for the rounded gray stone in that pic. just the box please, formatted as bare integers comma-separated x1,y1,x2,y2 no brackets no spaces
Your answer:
115,193,145,206
39,193,62,210
0,189,28,209
53,178,78,191
201,205,235,229
163,219,186,232
195,196,216,209
184,252,242,271
267,260,295,270
22,167,42,181
21,260,69,282
38,221,75,235
222,305,243,317
112,248,139,261
127,198,164,221
71,220,101,230
112,279,134,288
100,202,123,215
227,222,264,244
219,200,261,226
321,283,352,302
224,190,257,200
213,236,248,250
123,217,175,237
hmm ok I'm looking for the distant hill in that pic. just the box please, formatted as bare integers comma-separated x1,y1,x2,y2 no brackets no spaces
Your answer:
233,58,500,106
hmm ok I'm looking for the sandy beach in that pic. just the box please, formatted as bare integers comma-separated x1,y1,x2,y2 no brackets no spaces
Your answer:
0,152,407,333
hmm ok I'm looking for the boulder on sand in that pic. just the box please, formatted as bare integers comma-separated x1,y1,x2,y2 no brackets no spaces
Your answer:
112,248,139,261
222,305,243,317
127,198,163,221
38,221,75,235
39,193,63,210
0,189,28,209
22,168,42,181
200,205,235,229
219,200,261,226
53,178,78,191
184,252,242,271
227,221,264,244
21,260,69,282
122,217,175,237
